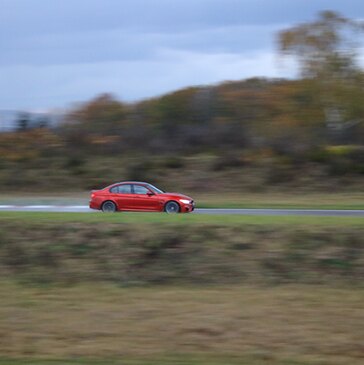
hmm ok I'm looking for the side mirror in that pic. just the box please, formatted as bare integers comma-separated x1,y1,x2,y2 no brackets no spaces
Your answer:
147,191,155,196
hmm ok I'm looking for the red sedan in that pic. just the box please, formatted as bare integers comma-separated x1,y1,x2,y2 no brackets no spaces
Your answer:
89,181,195,213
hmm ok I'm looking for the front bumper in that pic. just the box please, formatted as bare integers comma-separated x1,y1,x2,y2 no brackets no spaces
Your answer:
182,201,195,213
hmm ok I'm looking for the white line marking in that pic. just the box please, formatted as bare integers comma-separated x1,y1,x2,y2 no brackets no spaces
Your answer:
63,205,89,209
23,205,56,209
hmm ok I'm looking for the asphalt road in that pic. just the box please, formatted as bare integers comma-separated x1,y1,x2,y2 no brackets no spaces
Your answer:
0,205,363,217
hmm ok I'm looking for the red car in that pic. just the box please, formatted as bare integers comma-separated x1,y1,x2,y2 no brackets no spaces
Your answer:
89,181,195,213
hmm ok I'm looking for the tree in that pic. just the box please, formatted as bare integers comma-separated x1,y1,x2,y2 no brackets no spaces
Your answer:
61,94,126,153
278,11,364,140
279,11,364,78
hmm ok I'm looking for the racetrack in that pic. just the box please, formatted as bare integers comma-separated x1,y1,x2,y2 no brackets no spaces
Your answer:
0,205,363,217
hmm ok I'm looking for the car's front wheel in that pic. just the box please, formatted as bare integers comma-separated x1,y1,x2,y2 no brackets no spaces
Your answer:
101,201,117,213
164,201,180,213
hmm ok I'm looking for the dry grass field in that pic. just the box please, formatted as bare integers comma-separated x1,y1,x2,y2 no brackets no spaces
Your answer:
1,283,364,365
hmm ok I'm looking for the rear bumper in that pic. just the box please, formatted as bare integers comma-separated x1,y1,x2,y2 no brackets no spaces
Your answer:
89,200,100,210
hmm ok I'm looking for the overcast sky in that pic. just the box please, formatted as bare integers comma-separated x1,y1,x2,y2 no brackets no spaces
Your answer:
1,0,364,111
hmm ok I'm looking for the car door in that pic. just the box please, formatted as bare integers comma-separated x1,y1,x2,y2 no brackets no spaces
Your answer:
132,184,160,211
110,184,135,210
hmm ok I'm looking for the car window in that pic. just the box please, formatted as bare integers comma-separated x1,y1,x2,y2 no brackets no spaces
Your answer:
110,184,132,194
133,185,150,194
110,186,118,193
118,184,132,194
147,184,164,194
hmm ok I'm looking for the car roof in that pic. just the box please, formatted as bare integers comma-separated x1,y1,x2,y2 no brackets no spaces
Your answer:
112,181,149,185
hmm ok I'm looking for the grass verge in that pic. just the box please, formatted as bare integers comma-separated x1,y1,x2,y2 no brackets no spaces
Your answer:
197,192,364,210
0,211,363,226
0,213,363,286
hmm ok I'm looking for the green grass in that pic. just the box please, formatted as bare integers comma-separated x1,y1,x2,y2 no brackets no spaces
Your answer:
0,211,363,227
197,192,364,210
199,201,364,210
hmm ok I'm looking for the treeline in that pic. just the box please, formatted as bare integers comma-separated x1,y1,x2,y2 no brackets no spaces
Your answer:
60,77,364,156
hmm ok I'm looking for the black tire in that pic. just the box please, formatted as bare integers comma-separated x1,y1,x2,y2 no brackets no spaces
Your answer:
164,201,180,214
101,201,117,213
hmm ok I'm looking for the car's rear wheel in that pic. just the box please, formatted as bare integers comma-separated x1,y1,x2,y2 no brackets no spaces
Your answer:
101,201,117,213
164,201,180,214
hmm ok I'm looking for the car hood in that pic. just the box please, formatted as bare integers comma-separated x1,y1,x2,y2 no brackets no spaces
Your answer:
159,192,193,201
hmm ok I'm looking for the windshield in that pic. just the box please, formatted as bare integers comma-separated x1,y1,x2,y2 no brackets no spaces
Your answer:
147,184,164,194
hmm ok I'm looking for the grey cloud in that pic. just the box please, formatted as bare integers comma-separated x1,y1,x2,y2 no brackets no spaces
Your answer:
1,23,283,66
1,0,364,110
0,48,290,110
2,0,364,37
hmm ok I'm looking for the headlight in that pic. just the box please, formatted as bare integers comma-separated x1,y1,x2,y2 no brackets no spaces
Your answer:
180,199,191,204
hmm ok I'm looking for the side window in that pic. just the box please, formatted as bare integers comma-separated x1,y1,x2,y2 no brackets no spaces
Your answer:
110,184,132,194
118,184,132,194
110,186,118,193
133,185,150,194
